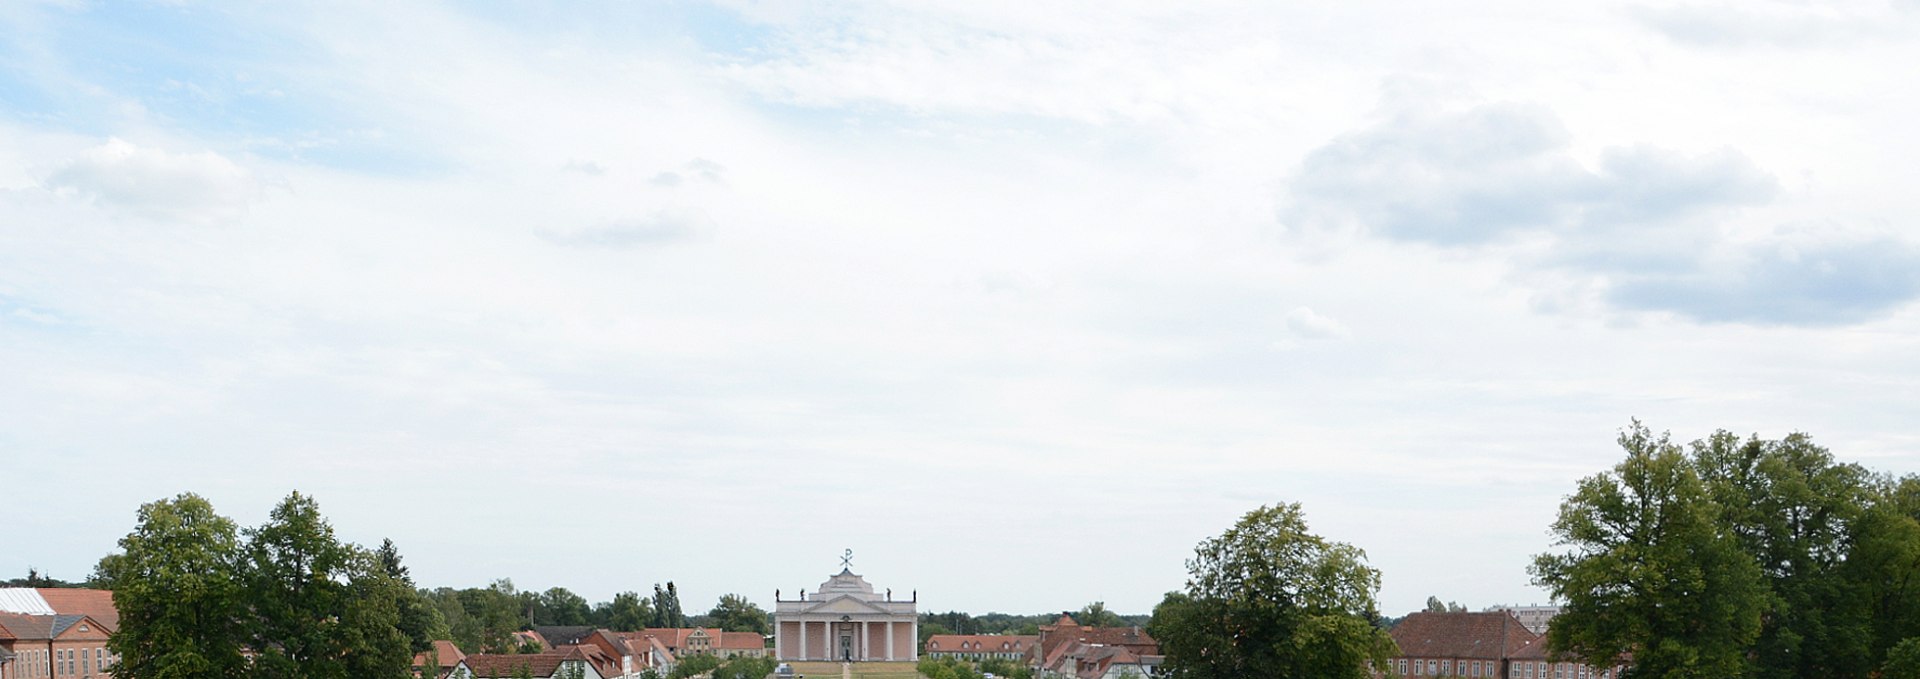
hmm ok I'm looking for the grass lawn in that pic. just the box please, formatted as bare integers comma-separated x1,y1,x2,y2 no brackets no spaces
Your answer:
784,661,924,679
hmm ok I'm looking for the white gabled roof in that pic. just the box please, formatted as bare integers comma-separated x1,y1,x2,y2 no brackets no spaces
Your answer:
0,589,55,615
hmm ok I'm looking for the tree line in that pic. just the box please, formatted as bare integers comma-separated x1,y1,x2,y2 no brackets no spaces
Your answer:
915,601,1146,642
87,491,774,678
1530,422,1920,679
1137,421,1920,679
69,421,1920,679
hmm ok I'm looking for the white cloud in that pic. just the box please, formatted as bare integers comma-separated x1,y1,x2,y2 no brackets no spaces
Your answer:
42,138,259,223
1283,306,1350,340
1282,89,1920,326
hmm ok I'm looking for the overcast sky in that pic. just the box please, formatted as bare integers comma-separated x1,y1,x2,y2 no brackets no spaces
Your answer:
4,0,1919,619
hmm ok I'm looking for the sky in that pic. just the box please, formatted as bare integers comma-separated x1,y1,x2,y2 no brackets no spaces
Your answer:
3,0,1920,620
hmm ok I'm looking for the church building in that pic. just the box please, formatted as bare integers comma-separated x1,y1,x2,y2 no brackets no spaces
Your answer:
773,555,918,662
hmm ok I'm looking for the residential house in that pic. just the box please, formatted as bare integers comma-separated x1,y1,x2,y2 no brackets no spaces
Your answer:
642,628,767,659
413,640,466,679
925,634,1037,661
1030,614,1160,679
457,650,603,679
611,632,676,674
561,628,651,679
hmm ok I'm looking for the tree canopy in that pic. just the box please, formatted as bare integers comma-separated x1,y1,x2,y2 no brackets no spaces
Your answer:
705,593,770,634
104,491,414,679
1148,502,1396,679
1533,421,1920,679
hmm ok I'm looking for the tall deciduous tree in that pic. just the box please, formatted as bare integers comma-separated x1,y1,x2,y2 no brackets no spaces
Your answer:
244,491,413,679
537,587,593,627
378,538,447,653
1531,422,1767,679
706,593,770,634
1692,430,1876,679
1148,502,1396,679
1849,475,1920,670
105,493,252,679
245,491,358,678
651,582,686,628
595,590,653,632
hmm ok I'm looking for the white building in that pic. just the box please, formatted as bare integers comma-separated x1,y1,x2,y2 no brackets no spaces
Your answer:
773,564,917,662
1483,604,1562,635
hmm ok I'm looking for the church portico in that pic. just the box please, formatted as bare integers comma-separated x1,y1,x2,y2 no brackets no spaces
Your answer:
774,552,918,662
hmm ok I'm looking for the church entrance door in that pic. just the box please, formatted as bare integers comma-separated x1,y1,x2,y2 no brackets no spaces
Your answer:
840,633,853,661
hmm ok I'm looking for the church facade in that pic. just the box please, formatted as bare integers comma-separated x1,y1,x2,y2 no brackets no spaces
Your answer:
773,565,918,662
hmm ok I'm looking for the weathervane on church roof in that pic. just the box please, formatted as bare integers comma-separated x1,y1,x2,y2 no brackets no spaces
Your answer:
840,548,854,571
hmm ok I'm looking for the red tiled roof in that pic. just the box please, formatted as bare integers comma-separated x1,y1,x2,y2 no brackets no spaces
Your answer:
642,627,701,648
553,644,622,677
925,634,1038,654
36,589,118,632
0,619,15,641
1076,627,1155,649
1390,611,1538,660
463,653,571,678
413,640,466,672
718,631,765,650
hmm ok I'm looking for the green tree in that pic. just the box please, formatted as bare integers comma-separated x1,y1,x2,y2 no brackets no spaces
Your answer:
537,587,593,627
243,491,412,679
1076,601,1125,628
652,582,686,628
376,538,447,653
711,655,777,679
1886,638,1920,679
1848,475,1920,669
706,593,771,634
103,493,252,679
1421,596,1464,613
244,491,359,678
1692,430,1876,679
1530,422,1767,679
981,657,1033,679
667,653,720,679
336,549,416,679
1149,502,1396,679
595,590,653,632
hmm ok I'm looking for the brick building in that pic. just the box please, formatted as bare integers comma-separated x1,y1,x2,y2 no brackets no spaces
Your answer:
1384,611,1624,679
924,634,1037,661
0,613,114,679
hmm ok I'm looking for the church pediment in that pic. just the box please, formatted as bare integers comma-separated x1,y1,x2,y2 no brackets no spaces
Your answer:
802,594,894,615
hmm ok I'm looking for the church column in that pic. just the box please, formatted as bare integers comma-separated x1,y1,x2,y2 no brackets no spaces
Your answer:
886,620,895,661
775,620,783,660
910,619,918,661
800,619,808,661
862,621,871,661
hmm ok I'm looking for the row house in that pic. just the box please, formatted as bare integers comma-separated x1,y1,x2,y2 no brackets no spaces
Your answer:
1384,611,1624,679
639,627,767,659
924,634,1037,661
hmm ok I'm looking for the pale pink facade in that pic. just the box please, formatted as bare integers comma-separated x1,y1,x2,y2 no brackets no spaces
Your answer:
772,569,917,662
